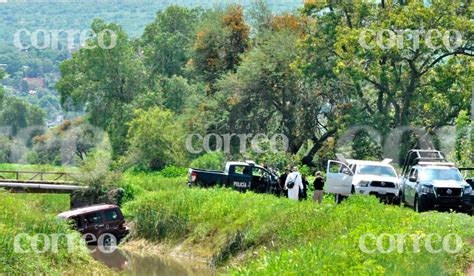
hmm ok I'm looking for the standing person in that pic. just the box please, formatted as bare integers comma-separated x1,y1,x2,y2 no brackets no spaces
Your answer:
285,167,303,201
300,174,309,201
279,169,289,197
312,171,325,203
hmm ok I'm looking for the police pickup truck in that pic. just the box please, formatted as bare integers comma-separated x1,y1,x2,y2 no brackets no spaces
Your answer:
188,161,279,194
399,150,472,213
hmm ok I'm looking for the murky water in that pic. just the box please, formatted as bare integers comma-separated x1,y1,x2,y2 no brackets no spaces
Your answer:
89,247,214,275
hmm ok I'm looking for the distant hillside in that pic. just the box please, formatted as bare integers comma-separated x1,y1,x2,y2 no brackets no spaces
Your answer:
0,0,302,43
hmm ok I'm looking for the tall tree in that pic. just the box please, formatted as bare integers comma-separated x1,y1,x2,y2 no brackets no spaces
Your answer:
217,29,338,157
188,6,250,90
300,0,473,162
142,6,199,80
56,19,146,156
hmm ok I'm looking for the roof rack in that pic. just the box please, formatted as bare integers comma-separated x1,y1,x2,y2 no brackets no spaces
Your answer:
401,149,448,175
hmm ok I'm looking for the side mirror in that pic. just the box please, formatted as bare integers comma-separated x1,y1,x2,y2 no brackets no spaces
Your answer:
409,176,417,182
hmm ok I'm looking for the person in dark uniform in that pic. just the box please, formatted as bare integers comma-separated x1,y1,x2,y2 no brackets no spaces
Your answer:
279,169,289,197
312,171,325,203
300,174,309,201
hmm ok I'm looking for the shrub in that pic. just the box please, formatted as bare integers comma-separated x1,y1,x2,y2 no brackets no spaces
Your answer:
158,165,187,178
190,151,226,170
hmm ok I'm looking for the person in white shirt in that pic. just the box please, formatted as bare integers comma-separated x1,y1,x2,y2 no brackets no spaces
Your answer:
285,167,303,201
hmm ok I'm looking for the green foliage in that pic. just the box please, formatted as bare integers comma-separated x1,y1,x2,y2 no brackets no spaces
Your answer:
124,188,473,273
56,19,146,156
301,0,473,141
142,5,199,79
121,171,187,192
158,165,187,178
160,76,202,115
188,6,249,88
0,96,45,137
126,107,185,170
454,111,473,167
299,164,311,176
190,151,226,170
351,131,383,161
0,192,107,274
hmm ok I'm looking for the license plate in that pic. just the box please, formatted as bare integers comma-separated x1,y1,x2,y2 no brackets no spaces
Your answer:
379,190,386,195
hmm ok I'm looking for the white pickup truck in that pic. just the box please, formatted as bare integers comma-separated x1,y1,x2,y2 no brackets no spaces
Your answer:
326,155,400,204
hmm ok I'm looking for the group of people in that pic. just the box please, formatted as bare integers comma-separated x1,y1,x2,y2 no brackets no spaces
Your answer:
277,167,325,203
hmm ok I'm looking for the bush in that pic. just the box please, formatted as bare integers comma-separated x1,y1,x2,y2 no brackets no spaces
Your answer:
121,171,187,192
126,107,186,170
158,165,187,178
190,151,226,170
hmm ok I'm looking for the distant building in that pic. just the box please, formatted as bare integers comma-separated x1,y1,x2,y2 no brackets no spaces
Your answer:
46,115,65,128
23,77,45,91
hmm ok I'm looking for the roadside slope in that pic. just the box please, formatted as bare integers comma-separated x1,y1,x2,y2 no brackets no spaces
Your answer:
124,188,474,275
0,192,110,274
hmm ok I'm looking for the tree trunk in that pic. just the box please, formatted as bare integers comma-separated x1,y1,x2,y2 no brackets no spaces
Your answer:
301,129,337,166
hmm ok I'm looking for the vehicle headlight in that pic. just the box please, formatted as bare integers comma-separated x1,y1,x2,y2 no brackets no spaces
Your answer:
421,184,434,194
358,180,370,187
464,185,473,195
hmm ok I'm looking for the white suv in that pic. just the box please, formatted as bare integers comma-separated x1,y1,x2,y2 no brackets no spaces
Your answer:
326,157,400,204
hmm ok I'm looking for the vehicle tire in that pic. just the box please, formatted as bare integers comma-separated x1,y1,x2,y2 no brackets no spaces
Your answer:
351,186,355,194
335,194,342,204
414,195,425,213
101,233,117,247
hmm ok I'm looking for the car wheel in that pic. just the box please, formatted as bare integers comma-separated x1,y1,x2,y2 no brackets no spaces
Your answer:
414,195,424,213
335,194,342,204
101,233,117,247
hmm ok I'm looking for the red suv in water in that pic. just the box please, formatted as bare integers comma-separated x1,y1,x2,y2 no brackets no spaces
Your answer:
58,204,129,245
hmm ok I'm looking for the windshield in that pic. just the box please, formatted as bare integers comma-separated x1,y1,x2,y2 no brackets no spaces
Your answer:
357,165,397,177
419,168,463,182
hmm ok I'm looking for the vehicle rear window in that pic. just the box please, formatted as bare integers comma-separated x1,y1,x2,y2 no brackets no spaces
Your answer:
234,166,250,175
104,209,120,222
84,212,102,224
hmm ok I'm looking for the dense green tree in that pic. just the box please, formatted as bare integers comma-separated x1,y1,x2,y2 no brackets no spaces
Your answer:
161,76,203,115
217,30,337,160
454,111,473,167
56,19,146,156
0,96,44,137
142,6,200,80
299,0,473,163
126,107,185,170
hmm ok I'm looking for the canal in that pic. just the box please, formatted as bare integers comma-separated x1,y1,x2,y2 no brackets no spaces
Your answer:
90,246,214,275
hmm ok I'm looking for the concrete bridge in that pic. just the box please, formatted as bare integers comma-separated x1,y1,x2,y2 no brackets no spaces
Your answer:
0,170,88,194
